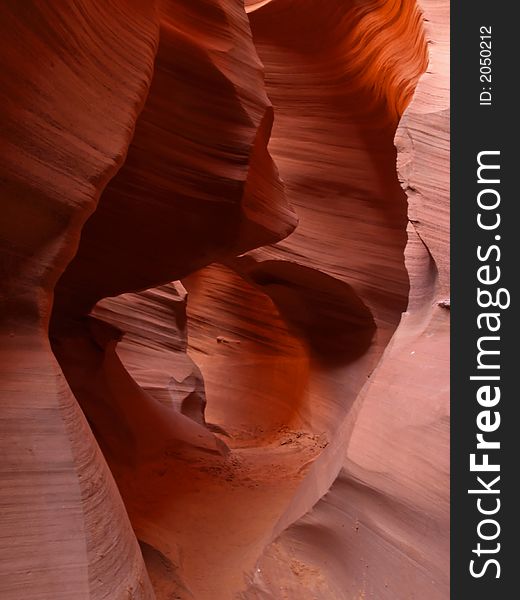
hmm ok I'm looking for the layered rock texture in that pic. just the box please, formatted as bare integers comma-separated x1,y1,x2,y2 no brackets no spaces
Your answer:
0,1,449,599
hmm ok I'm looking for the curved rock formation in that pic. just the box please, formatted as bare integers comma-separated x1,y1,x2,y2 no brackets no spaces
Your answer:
0,1,449,599
240,1,449,598
0,3,158,598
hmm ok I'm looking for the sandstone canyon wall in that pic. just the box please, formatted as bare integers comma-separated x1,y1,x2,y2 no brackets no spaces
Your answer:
0,1,449,599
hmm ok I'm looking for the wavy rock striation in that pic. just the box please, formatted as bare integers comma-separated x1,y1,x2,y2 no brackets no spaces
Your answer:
0,2,158,598
0,1,448,599
240,1,449,599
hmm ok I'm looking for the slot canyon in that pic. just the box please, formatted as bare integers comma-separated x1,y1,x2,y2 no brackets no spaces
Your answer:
0,1,449,599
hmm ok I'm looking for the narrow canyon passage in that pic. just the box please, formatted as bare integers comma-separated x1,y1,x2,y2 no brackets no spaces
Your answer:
0,0,451,599
45,1,428,599
53,7,424,600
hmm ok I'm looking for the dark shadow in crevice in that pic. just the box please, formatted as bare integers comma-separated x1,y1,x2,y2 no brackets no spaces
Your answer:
232,259,376,367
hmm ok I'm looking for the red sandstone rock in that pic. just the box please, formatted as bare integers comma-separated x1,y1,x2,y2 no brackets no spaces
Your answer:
0,1,449,599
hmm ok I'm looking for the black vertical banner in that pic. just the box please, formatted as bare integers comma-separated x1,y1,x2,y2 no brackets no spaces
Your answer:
452,2,518,598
